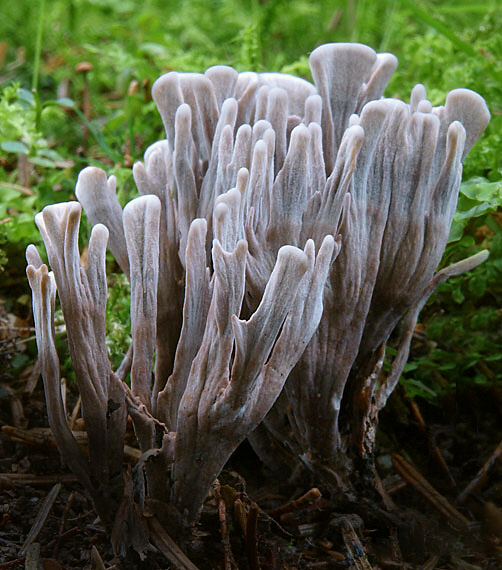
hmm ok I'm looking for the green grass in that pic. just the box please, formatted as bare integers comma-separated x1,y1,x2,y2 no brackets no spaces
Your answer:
0,0,501,393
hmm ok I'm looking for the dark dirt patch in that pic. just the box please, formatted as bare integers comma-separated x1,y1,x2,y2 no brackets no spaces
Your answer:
0,337,501,568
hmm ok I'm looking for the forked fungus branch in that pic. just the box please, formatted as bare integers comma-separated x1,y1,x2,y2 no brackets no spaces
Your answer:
26,43,490,557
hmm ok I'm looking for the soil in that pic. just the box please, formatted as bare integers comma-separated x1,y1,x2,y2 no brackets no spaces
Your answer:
0,302,501,569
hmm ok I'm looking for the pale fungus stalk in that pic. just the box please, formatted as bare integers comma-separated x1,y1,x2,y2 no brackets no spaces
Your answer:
26,43,490,557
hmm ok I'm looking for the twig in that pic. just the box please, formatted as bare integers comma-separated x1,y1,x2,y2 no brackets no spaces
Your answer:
237,491,292,539
44,526,80,551
213,479,237,570
234,498,247,536
392,454,471,531
340,519,373,569
75,62,93,150
269,487,322,517
374,468,396,510
0,473,77,485
0,559,25,569
421,555,440,570
61,377,67,416
0,384,27,429
17,154,31,188
19,483,61,556
450,555,482,570
456,440,502,505
0,476,13,490
389,527,403,564
405,394,457,491
316,539,346,561
147,517,201,570
53,489,76,557
69,395,82,430
22,358,41,396
91,545,107,570
297,522,322,536
2,425,141,461
115,344,133,380
482,502,502,540
384,475,407,495
246,502,260,570
24,542,40,570
0,181,34,195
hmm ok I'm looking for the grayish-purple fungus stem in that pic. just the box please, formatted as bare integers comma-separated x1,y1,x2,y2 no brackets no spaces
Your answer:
27,43,490,557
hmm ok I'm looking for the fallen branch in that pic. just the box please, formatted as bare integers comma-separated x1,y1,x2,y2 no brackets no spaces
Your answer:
147,517,200,570
213,479,237,570
341,518,373,570
2,425,141,461
403,391,456,491
245,502,260,570
392,454,471,531
269,487,322,517
456,440,502,505
20,482,61,556
0,473,77,485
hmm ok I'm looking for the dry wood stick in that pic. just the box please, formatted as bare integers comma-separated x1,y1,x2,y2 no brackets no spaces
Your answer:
44,526,80,551
341,519,373,570
53,489,76,558
450,554,482,570
233,498,247,536
389,526,403,564
0,384,27,429
69,395,81,430
23,357,41,396
405,392,456,491
213,479,237,570
0,559,25,569
147,517,200,570
421,555,440,570
90,545,107,570
392,454,471,530
2,425,141,460
246,502,260,570
0,473,77,485
19,483,61,556
24,543,40,570
456,440,502,505
269,487,322,517
316,539,345,561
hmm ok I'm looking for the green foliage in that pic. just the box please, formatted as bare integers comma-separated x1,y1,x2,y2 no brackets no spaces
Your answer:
450,178,502,242
401,201,502,401
0,84,48,158
105,272,131,371
0,225,8,272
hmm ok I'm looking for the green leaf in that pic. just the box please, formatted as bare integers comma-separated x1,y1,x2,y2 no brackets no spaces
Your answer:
56,97,76,108
448,219,466,242
451,286,465,304
460,178,502,204
17,88,35,106
0,186,24,201
1,141,29,154
38,148,65,161
30,156,58,168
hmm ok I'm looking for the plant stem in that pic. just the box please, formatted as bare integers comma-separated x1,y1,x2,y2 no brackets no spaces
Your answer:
32,0,46,92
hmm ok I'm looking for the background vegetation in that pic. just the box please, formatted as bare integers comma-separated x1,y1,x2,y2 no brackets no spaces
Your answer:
1,0,501,399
